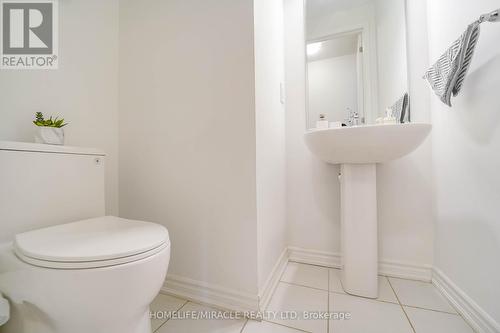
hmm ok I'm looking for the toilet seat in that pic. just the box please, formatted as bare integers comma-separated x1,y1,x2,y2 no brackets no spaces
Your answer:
13,216,170,269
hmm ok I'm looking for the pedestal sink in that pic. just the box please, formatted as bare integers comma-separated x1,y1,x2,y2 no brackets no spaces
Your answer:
304,123,431,298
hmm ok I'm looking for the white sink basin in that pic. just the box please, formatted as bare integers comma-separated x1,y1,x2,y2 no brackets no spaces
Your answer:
303,123,431,298
304,123,432,164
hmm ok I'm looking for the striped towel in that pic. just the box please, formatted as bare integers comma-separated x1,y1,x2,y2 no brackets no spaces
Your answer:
423,22,480,106
390,92,410,123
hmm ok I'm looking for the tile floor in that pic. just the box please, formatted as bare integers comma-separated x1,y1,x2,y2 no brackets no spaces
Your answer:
150,262,474,333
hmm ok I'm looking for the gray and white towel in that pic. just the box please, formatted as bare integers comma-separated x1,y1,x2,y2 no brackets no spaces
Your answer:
423,21,481,106
390,92,410,123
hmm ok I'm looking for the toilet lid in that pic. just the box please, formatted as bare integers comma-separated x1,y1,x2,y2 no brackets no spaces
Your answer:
14,216,170,266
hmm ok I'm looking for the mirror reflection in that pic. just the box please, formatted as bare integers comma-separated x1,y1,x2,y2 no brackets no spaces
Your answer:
306,0,410,129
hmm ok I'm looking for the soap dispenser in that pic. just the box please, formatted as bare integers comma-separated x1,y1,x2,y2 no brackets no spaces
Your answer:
383,108,397,124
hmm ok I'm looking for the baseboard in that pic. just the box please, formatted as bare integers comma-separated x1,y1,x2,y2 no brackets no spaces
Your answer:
162,274,259,313
258,248,289,311
288,246,432,282
288,246,341,268
432,268,500,333
379,259,432,282
162,249,290,314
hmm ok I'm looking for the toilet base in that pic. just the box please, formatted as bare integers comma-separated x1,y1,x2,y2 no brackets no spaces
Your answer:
0,243,169,333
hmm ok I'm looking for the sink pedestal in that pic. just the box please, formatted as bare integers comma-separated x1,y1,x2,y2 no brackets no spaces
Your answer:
339,164,378,298
303,124,432,299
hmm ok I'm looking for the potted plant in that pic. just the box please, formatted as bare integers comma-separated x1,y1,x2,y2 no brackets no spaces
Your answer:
33,112,68,145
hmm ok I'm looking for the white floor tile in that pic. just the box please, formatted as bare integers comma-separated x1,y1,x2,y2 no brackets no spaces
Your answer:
281,262,329,290
405,306,474,333
243,320,308,333
155,302,245,333
330,293,413,333
329,269,344,293
150,293,186,332
330,271,397,304
266,282,328,333
388,278,456,313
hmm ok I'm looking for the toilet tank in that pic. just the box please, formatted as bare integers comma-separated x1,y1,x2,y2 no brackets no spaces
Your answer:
0,141,105,243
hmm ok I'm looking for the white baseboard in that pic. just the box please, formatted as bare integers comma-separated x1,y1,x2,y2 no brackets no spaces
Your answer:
432,268,500,333
288,246,432,282
288,246,341,268
162,274,259,313
258,248,289,311
162,248,290,313
379,259,432,282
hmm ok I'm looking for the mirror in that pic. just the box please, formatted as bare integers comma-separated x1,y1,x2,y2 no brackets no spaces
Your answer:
305,0,409,129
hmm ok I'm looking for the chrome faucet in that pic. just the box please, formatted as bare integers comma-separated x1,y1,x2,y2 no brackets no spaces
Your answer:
346,108,361,127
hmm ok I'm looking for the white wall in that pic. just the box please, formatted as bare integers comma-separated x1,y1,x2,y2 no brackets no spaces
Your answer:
285,0,434,268
375,0,434,269
308,54,358,124
427,0,500,324
254,0,287,293
0,0,119,215
375,0,409,115
118,0,259,295
285,0,341,254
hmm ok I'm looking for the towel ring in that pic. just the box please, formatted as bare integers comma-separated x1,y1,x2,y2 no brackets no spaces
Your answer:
478,9,499,24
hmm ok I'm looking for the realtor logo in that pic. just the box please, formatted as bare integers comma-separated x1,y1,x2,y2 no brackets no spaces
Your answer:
1,0,58,69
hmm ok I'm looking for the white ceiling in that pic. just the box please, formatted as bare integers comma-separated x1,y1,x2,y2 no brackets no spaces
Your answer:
306,0,373,21
307,33,360,62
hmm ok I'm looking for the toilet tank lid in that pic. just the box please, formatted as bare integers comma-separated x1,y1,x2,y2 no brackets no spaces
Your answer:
14,216,169,263
0,141,105,156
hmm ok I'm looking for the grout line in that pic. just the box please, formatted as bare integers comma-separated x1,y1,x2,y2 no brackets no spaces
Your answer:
269,262,323,333
153,300,189,332
169,296,249,316
280,281,400,304
279,280,329,292
387,278,416,333
289,260,340,270
402,303,478,332
281,279,400,306
331,289,400,305
263,319,313,333
383,275,432,284
401,304,459,315
265,263,291,312
387,277,461,315
239,318,249,333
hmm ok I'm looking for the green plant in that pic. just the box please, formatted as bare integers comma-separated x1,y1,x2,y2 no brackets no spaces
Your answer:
33,112,68,128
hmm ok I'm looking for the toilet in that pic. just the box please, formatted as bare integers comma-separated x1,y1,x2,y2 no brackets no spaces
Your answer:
0,141,170,333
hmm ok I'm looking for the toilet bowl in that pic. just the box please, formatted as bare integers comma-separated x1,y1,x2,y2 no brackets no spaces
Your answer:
0,216,170,333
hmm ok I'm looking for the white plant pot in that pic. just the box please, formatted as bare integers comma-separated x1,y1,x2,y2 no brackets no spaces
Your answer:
34,126,65,145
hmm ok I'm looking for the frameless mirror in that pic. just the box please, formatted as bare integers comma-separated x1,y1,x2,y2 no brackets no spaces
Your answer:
305,0,409,129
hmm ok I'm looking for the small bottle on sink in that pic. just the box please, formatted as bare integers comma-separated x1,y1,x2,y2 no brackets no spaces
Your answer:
383,108,397,124
316,114,329,129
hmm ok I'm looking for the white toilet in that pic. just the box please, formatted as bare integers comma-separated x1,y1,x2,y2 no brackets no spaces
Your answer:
0,142,170,333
